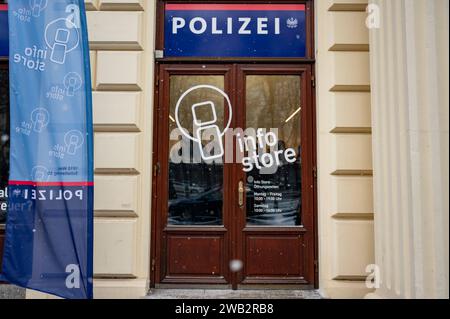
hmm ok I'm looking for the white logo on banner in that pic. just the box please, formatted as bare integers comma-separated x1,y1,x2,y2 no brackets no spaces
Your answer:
46,72,83,101
45,18,80,65
15,107,50,136
64,72,82,96
31,107,50,133
31,165,50,182
11,1,48,22
29,0,48,18
51,129,84,159
12,189,22,198
13,45,48,72
64,130,84,155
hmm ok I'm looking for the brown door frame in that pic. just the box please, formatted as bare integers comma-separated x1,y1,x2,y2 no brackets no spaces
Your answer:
150,63,318,289
150,0,318,289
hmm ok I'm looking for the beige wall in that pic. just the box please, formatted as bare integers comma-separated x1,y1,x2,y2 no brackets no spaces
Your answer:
368,0,449,299
315,0,375,298
88,0,155,299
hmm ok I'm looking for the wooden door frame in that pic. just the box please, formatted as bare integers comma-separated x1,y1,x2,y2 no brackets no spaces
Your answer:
150,0,318,289
150,63,318,289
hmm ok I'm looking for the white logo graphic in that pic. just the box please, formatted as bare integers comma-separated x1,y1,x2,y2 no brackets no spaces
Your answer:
64,72,82,96
31,108,50,133
237,128,297,174
31,165,50,182
30,0,48,18
175,85,232,161
64,130,84,155
13,189,22,197
286,18,298,29
45,18,80,65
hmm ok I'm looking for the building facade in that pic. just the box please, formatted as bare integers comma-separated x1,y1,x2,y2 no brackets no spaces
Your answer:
0,0,448,299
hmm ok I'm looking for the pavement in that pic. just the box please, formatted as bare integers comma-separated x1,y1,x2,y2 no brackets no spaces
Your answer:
0,285,25,299
146,289,323,299
1,286,323,299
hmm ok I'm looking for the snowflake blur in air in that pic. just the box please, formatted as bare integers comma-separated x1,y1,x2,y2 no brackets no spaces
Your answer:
229,259,244,272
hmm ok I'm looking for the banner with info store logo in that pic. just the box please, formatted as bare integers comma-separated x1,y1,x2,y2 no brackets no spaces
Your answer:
0,0,94,299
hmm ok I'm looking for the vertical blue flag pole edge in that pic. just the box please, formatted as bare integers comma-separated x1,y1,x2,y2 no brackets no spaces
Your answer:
78,0,95,300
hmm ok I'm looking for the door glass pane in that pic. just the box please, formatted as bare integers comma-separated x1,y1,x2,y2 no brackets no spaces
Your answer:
245,75,301,226
168,76,225,225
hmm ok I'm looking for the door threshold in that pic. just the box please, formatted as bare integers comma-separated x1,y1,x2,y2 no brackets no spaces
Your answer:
147,288,322,299
156,284,232,290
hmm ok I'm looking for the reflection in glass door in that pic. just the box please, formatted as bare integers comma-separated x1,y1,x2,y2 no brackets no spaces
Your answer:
153,65,234,287
235,65,315,288
168,76,225,226
245,75,302,226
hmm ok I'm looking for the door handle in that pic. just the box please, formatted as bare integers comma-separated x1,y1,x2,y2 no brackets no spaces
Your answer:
238,180,245,208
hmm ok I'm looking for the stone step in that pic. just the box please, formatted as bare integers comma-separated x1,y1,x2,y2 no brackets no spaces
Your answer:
146,289,322,299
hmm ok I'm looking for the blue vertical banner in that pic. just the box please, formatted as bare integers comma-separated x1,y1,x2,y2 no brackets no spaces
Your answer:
0,0,94,299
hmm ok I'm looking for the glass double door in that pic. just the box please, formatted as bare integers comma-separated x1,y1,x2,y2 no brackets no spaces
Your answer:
152,64,316,289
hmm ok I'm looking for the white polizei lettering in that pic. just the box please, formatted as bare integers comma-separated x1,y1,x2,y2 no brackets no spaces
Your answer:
172,17,284,35
172,17,186,34
75,190,83,200
227,17,233,34
190,17,207,34
211,17,223,34
63,190,73,201
238,17,251,34
14,188,85,201
274,18,280,34
257,17,269,34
